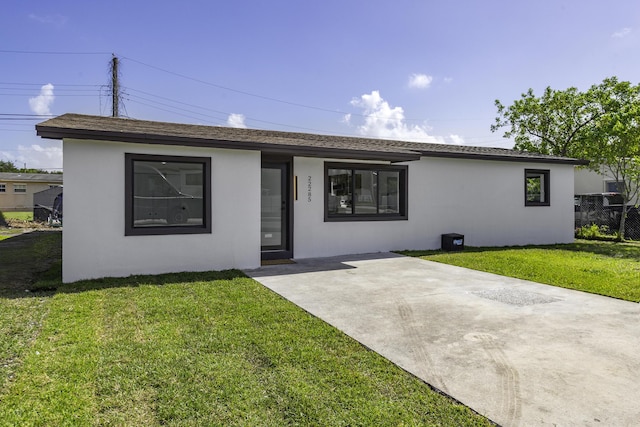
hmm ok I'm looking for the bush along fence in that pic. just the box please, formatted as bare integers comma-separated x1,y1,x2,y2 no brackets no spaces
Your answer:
575,194,640,240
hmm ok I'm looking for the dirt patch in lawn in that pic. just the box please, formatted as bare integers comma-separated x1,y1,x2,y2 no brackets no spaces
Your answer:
3,218,53,231
0,231,62,297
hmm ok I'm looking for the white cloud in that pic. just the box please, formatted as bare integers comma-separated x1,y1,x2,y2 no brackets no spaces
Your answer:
443,77,453,83
1,144,63,171
449,134,465,145
348,90,444,143
408,73,433,89
612,27,632,38
226,113,247,128
28,13,68,28
28,84,55,115
341,113,352,125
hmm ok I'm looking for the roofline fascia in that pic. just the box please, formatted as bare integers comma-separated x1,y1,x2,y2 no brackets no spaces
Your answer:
36,126,422,163
36,124,587,166
417,150,589,166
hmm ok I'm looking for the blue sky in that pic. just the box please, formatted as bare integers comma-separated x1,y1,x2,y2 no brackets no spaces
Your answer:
1,0,639,170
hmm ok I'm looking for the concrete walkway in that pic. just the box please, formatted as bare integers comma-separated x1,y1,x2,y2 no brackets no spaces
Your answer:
246,253,640,427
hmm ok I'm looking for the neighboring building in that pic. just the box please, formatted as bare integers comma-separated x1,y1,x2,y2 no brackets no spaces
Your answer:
575,167,640,205
0,172,63,212
37,114,586,283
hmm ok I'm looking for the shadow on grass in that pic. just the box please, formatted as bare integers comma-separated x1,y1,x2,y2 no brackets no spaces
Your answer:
399,239,640,262
55,269,248,295
0,231,62,299
0,230,247,299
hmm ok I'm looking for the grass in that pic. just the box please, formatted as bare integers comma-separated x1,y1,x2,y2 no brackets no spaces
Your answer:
399,239,640,302
0,235,490,426
1,211,33,221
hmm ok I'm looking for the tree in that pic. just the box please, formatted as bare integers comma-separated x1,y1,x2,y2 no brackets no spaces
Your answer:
0,160,19,172
491,86,602,158
0,159,57,174
492,77,640,240
586,77,640,239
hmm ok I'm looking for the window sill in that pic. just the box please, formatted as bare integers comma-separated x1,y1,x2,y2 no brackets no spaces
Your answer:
325,214,408,222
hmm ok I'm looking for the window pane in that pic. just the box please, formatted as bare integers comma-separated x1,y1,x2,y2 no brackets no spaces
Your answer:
354,170,377,214
14,184,26,193
132,161,204,227
606,181,623,193
328,169,352,214
378,170,400,213
526,175,542,203
261,168,283,247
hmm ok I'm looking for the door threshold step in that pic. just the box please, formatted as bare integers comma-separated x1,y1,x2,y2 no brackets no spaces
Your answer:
261,259,296,266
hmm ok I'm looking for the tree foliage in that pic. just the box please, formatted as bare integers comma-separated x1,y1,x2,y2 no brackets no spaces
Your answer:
0,160,20,172
492,77,640,240
491,86,602,158
0,159,57,174
587,78,640,238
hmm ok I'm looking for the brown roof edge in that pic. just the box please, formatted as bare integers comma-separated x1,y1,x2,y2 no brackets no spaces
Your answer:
418,149,590,166
36,113,587,166
36,124,422,162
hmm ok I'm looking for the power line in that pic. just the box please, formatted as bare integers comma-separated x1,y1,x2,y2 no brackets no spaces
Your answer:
119,55,496,125
0,82,102,87
0,93,99,97
0,114,54,117
120,55,356,116
0,118,51,121
0,49,110,55
0,53,502,146
0,86,100,91
124,89,347,135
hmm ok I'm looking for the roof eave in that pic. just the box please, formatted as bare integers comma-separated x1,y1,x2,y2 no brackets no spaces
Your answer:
418,150,589,166
36,125,422,163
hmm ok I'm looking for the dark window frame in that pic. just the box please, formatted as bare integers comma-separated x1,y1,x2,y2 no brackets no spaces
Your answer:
125,153,212,236
325,162,408,222
524,169,550,207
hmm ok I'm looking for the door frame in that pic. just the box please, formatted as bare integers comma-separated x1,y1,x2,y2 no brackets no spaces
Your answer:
261,155,293,260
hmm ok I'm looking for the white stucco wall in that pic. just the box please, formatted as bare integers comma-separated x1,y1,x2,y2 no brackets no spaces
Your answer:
63,140,576,281
62,139,261,283
293,156,575,259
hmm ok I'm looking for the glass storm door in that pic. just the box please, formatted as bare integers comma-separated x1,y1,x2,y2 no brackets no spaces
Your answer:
261,163,291,259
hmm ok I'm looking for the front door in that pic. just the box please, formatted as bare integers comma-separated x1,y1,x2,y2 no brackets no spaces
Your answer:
261,161,292,259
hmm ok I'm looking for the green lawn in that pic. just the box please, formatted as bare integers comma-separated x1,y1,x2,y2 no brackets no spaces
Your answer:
1,211,33,221
0,235,490,426
400,239,640,302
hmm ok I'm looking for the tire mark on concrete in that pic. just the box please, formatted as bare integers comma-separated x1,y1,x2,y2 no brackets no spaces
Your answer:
397,299,449,393
466,332,521,426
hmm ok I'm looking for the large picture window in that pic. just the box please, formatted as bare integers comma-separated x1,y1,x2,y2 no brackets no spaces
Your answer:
525,169,550,206
325,163,407,221
125,153,211,235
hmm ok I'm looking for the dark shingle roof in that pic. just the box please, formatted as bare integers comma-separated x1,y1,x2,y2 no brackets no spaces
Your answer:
36,113,587,165
0,172,63,183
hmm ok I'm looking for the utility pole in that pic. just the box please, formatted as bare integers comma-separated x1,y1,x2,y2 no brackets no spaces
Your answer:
110,54,120,117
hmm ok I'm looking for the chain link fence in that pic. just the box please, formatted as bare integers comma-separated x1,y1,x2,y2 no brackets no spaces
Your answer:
575,194,640,240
